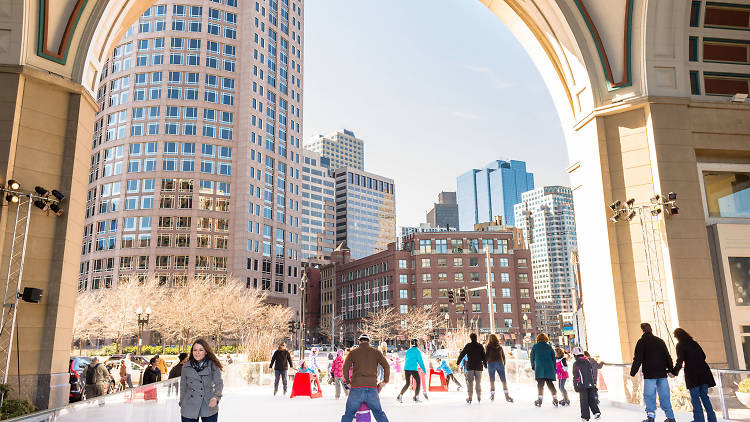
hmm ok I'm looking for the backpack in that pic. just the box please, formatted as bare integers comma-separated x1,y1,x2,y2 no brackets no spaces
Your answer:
86,363,100,384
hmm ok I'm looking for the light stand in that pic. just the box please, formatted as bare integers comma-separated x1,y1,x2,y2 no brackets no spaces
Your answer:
0,181,64,405
608,193,679,347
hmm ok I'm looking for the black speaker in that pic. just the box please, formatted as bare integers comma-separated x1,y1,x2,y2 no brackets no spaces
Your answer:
21,287,43,304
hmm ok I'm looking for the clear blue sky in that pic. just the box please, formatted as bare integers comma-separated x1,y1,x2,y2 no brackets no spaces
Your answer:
302,0,569,230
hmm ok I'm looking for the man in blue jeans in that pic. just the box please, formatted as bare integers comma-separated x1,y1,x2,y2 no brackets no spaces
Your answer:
341,334,390,422
630,323,675,422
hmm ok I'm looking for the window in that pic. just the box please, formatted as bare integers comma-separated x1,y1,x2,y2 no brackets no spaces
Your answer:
400,305,409,314
421,258,430,268
519,273,529,283
421,274,431,283
399,274,408,284
518,258,528,268
398,259,407,269
499,258,509,267
399,289,408,299
503,303,512,313
472,303,481,313
703,170,750,218
419,239,431,254
454,273,464,282
453,258,463,267
422,288,432,298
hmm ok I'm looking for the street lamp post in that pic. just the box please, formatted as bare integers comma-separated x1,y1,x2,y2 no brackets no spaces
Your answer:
522,314,529,350
484,247,495,336
136,306,151,355
298,270,309,360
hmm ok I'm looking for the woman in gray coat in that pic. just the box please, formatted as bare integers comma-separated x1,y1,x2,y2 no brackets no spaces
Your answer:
180,339,224,422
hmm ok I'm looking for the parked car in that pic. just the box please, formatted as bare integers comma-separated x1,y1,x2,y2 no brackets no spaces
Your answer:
108,359,148,386
105,354,149,367
69,356,93,402
430,348,451,360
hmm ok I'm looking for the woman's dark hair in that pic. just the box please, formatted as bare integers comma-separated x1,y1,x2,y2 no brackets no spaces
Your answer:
189,338,223,370
486,334,500,349
673,327,693,343
178,352,188,362
149,357,158,365
536,333,549,343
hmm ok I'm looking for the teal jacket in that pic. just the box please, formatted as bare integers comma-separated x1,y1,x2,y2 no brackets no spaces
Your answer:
437,360,452,375
530,341,556,380
404,347,426,372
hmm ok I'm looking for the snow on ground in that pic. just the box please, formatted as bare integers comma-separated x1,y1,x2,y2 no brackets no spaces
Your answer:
48,378,685,422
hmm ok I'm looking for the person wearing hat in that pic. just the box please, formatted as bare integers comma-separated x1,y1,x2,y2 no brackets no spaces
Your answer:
397,339,427,403
572,347,601,421
341,334,390,422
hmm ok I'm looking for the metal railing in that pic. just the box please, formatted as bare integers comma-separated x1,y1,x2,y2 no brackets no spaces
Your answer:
7,359,750,421
5,362,275,422
597,363,750,421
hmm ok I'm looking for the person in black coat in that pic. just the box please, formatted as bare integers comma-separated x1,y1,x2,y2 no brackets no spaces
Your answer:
456,333,486,404
142,357,162,385
572,347,601,421
269,342,295,395
672,328,717,422
630,323,675,422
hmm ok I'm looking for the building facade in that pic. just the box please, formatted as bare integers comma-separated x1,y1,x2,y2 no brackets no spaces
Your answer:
301,150,335,263
336,232,536,345
80,0,306,309
457,160,534,230
426,191,459,230
318,246,351,345
514,186,577,340
304,129,364,171
332,167,395,260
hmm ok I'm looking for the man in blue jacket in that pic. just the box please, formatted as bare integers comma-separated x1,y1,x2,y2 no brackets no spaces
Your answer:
397,339,427,403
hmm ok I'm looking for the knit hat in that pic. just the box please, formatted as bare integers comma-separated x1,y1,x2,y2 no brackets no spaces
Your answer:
572,347,584,356
358,333,371,342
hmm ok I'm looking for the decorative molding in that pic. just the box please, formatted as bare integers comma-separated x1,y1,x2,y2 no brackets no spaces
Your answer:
37,0,89,65
573,0,634,91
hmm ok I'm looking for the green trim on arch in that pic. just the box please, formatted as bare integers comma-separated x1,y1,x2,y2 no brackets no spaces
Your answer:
37,0,89,65
572,0,634,91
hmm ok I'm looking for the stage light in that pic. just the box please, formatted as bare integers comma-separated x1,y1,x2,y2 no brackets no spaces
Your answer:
626,198,635,207
34,186,48,197
609,200,621,211
51,190,65,201
7,180,19,190
33,200,48,211
49,203,63,216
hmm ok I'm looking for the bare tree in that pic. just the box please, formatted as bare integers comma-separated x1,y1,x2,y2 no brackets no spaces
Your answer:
242,304,293,362
72,289,107,354
361,307,396,343
399,306,440,345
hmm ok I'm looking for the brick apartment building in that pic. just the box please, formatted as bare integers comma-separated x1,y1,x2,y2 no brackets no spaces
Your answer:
330,231,536,346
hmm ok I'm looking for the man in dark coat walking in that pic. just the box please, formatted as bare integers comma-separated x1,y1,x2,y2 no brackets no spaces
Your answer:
269,342,294,395
456,333,486,404
630,323,675,422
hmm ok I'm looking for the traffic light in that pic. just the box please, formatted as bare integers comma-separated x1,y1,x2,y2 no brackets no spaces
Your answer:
288,321,296,334
459,288,467,302
448,289,455,303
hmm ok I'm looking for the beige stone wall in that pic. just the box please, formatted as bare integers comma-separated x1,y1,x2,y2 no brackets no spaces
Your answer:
0,66,93,408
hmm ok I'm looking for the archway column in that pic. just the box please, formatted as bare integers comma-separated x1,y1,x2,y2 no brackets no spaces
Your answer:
0,65,93,409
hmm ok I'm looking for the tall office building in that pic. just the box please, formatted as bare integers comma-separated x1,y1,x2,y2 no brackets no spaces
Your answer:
80,0,306,309
426,191,459,229
332,168,395,260
513,186,577,339
301,150,336,263
304,129,364,171
457,160,534,230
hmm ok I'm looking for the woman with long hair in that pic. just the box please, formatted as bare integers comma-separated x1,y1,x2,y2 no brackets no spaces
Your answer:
530,333,558,407
179,339,224,422
672,328,716,422
485,334,513,402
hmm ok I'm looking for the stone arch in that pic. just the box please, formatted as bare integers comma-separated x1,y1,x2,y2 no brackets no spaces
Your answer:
0,0,735,409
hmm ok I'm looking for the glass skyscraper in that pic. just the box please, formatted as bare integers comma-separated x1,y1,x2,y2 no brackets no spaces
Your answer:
456,160,534,230
332,168,395,260
80,0,305,308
